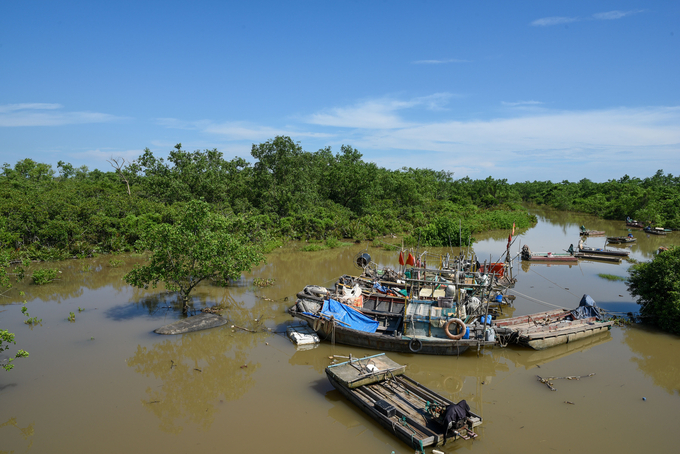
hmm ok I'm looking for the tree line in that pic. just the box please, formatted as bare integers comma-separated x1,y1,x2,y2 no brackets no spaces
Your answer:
512,170,680,229
0,136,534,261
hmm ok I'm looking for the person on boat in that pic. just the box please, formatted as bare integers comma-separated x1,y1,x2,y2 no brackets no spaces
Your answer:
580,225,587,234
567,244,575,255
578,238,585,251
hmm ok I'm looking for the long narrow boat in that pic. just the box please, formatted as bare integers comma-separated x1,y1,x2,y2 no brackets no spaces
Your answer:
606,236,636,244
574,253,621,263
580,229,606,236
521,246,577,263
644,227,667,236
493,295,614,350
577,246,630,257
326,353,482,450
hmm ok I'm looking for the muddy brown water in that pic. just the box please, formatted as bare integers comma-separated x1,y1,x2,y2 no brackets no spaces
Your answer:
2,208,679,453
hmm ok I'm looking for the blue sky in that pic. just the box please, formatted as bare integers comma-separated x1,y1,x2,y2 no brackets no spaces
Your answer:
1,1,678,182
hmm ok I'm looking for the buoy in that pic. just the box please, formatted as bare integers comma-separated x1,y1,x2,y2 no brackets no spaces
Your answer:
642,397,646,401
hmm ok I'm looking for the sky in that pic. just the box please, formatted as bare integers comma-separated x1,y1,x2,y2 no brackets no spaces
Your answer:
1,1,679,183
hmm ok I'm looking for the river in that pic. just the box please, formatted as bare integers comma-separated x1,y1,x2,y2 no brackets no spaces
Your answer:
1,208,679,453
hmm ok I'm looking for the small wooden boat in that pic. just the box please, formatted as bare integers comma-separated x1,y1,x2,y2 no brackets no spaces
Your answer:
494,295,614,350
326,353,482,450
574,253,621,263
521,245,577,263
625,221,646,229
607,236,636,244
579,230,606,236
577,246,630,257
644,227,667,236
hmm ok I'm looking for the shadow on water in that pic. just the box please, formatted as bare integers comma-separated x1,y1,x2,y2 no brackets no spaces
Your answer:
623,325,680,396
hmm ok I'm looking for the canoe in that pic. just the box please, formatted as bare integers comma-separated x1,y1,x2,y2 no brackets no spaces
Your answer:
574,253,621,263
577,246,630,257
289,297,496,356
606,236,636,244
493,295,614,350
579,230,606,236
644,227,667,235
326,353,482,449
523,252,578,262
625,221,646,229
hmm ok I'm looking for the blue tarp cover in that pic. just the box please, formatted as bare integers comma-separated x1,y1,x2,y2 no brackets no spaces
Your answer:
321,299,379,333
571,294,603,320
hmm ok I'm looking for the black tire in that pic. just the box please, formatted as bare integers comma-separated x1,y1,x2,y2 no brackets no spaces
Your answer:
409,337,423,353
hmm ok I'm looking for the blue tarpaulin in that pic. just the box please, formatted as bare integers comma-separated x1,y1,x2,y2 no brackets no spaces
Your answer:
571,294,603,320
320,299,379,333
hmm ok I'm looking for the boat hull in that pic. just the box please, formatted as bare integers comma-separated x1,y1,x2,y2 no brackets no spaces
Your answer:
289,309,496,355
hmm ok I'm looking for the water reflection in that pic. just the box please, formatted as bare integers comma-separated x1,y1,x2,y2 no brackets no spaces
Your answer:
623,326,680,396
127,327,265,434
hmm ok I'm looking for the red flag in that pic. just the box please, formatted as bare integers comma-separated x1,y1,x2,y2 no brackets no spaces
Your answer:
507,234,512,248
406,253,415,266
399,251,405,266
512,222,515,236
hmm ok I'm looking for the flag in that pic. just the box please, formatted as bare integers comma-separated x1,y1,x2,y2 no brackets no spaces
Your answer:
406,252,415,266
507,234,512,248
512,222,515,236
399,250,405,266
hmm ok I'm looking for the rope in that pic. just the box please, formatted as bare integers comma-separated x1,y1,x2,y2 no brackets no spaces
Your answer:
526,266,579,298
507,289,568,310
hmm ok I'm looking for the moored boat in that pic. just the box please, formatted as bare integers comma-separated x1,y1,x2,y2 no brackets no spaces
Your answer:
607,235,636,244
521,245,578,263
577,246,630,257
326,353,482,450
493,295,614,350
289,296,496,356
644,226,667,236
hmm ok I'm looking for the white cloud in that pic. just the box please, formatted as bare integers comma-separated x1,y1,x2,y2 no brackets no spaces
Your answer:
531,16,579,27
307,94,456,129
502,100,544,107
0,103,124,127
157,117,333,141
412,59,469,64
592,10,643,20
532,10,644,27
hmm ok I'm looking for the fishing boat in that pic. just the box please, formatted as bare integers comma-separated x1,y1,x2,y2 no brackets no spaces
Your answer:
644,226,667,236
574,253,621,263
521,245,578,263
579,230,606,236
577,246,630,258
326,353,482,450
289,295,496,355
607,235,636,244
493,295,615,350
625,218,646,229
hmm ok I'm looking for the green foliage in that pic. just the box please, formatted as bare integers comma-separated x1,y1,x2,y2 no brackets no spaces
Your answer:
21,303,42,325
32,268,59,285
68,312,76,322
0,254,29,371
252,278,276,287
597,273,626,281
627,247,680,334
109,258,124,267
514,171,680,227
123,200,266,313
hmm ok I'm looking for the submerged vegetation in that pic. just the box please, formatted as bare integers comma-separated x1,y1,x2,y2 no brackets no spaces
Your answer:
597,274,627,282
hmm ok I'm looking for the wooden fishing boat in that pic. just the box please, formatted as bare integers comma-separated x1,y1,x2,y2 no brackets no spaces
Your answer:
289,296,496,356
521,245,577,263
579,230,606,236
326,353,482,450
606,236,636,244
574,253,621,263
625,219,646,229
493,295,614,350
577,246,630,257
644,226,667,236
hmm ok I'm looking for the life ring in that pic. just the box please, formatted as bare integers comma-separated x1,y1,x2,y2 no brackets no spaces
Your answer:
408,338,423,353
444,318,466,340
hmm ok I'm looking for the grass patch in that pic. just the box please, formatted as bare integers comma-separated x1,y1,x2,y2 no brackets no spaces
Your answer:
598,273,626,282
